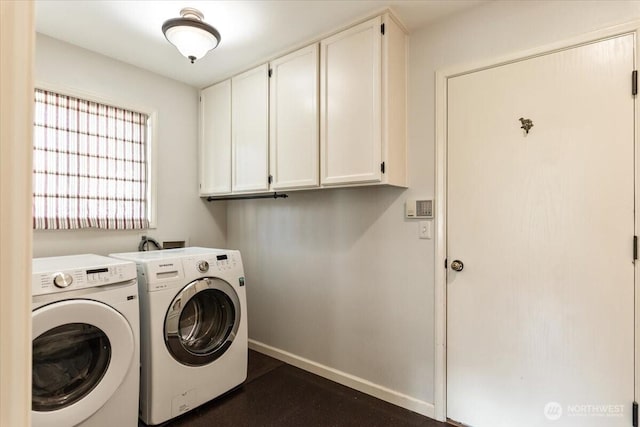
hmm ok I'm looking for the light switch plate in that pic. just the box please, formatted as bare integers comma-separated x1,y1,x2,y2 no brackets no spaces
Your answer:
419,220,431,239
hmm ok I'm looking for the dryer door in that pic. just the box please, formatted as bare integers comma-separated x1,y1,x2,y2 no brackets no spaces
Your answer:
165,277,241,366
32,300,134,427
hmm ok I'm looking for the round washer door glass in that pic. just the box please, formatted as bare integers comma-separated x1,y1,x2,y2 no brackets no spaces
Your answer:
31,299,135,427
165,277,240,366
32,323,111,411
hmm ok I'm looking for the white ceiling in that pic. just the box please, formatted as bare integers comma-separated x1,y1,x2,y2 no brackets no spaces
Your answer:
35,0,483,88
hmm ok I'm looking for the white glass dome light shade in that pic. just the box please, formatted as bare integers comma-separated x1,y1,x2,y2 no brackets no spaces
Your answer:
162,8,221,64
164,25,219,62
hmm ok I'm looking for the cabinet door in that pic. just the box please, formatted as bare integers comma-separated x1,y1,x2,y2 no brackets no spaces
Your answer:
199,80,231,195
232,64,269,193
269,44,319,190
320,16,382,186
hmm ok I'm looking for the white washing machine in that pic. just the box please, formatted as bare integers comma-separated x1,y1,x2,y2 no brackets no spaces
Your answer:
31,254,140,427
109,247,248,425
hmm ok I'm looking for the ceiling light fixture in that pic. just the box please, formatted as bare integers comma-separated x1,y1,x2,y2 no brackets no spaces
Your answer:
162,8,221,64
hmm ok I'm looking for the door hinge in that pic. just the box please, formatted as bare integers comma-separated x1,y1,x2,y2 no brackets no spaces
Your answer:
381,23,385,35
380,162,385,174
268,174,273,184
268,68,273,78
634,236,638,261
444,258,448,269
633,401,638,427
633,70,638,96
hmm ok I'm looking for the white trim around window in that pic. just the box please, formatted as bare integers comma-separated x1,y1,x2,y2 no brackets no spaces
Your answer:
34,82,157,229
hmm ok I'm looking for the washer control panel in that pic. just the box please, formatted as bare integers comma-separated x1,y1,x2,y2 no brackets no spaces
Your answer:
32,256,136,297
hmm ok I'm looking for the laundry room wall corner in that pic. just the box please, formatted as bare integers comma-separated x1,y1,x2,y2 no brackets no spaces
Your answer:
228,0,640,420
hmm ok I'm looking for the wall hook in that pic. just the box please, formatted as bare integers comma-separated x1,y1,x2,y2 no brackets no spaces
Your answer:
519,117,534,135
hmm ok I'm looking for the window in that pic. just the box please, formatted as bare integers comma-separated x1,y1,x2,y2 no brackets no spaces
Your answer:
33,88,151,230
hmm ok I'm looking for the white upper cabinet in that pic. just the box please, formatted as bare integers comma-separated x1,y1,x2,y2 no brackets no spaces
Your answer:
269,44,320,190
320,14,406,187
269,44,319,190
232,64,270,193
199,80,232,196
199,13,406,197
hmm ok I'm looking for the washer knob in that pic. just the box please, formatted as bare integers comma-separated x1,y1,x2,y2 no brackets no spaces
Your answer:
197,261,209,273
53,273,73,288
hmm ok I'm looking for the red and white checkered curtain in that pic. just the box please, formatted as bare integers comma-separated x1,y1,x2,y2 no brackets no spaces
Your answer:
33,89,150,229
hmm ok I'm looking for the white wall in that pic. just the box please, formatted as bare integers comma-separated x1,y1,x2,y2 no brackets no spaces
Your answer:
33,34,226,257
227,0,640,410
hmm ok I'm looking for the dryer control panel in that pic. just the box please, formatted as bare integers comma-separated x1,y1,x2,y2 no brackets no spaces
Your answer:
207,253,239,272
108,247,245,292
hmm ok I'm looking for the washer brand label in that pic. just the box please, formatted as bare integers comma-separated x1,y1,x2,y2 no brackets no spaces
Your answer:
158,263,174,268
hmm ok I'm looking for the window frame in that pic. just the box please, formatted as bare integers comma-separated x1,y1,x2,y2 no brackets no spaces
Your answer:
34,82,158,229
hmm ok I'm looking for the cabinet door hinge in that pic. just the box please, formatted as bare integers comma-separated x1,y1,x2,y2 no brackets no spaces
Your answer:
634,236,638,261
633,70,638,96
381,23,385,35
380,162,385,174
268,175,273,184
268,68,273,78
633,401,638,427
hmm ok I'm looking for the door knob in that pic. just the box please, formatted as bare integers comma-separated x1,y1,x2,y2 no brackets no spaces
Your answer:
451,260,464,272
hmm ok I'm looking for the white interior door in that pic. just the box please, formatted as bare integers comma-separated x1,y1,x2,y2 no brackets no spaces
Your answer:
447,34,635,427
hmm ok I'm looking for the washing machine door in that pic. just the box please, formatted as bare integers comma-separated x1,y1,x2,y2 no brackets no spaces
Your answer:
31,299,134,427
165,277,241,366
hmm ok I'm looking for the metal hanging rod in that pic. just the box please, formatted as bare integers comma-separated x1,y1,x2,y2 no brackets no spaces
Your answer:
206,192,289,202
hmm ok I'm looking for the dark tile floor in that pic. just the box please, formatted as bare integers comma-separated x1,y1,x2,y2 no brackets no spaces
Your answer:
144,350,446,427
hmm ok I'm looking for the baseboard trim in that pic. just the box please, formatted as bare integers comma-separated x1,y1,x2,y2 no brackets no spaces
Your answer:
248,339,436,419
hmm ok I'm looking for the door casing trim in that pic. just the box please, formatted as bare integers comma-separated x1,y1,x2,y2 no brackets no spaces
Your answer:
434,19,640,422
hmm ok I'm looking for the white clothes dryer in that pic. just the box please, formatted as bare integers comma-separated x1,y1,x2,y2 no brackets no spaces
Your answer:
109,247,248,425
31,254,140,427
